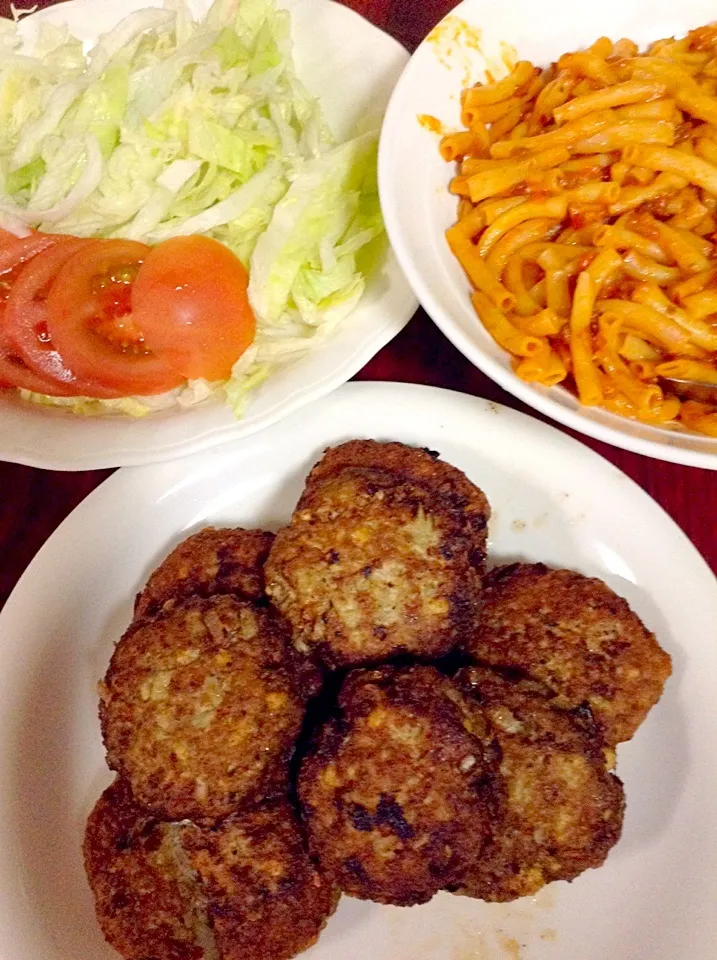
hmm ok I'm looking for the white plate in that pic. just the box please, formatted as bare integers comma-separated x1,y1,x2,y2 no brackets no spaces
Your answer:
0,381,715,960
0,0,416,470
378,0,717,469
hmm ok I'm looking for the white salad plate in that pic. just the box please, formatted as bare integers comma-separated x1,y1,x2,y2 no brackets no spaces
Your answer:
379,0,717,468
0,381,715,960
0,0,415,470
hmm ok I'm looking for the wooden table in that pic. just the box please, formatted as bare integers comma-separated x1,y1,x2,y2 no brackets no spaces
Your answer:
0,0,715,612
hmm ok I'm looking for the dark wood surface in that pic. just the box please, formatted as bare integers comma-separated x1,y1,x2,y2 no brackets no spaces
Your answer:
0,0,715,613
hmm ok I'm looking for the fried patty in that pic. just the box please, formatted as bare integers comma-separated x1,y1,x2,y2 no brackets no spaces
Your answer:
298,665,502,906
303,441,490,546
135,527,275,620
265,441,491,668
101,595,321,823
84,778,338,960
466,563,672,744
454,666,625,902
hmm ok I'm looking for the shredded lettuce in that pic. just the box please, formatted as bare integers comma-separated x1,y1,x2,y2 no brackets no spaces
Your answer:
0,0,383,417
18,389,156,417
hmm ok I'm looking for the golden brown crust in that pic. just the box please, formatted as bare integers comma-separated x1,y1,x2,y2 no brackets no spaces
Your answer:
84,779,338,960
298,666,502,906
465,563,672,744
454,666,625,902
83,778,206,960
101,595,321,823
184,803,339,960
265,441,490,669
303,440,490,549
135,528,275,620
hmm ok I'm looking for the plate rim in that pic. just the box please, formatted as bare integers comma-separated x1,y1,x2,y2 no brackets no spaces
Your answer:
1,380,717,960
8,381,717,586
0,0,417,471
377,0,717,471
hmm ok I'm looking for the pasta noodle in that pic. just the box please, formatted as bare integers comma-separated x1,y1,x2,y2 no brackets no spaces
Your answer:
485,218,562,273
552,80,666,124
446,226,515,310
438,22,717,437
477,197,568,254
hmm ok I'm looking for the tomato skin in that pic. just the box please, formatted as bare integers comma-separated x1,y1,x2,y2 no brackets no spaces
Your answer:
0,233,59,274
0,314,82,396
45,239,185,396
0,353,83,395
0,233,89,396
3,239,133,398
132,236,255,381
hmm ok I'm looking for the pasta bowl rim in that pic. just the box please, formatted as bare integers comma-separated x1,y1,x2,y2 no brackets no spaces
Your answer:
378,0,717,470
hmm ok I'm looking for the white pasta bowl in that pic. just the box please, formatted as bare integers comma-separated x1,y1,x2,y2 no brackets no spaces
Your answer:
0,0,415,470
379,0,717,469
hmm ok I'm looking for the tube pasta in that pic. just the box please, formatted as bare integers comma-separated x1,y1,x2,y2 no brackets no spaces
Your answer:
471,290,544,356
680,402,717,436
681,289,717,319
573,121,675,154
503,256,541,316
490,110,615,159
476,96,526,124
598,301,705,355
628,359,659,379
513,307,565,336
467,146,571,202
477,196,567,255
445,226,515,311
629,212,712,273
455,205,486,239
438,22,717,436
553,81,667,124
541,260,573,318
585,249,622,288
620,334,662,361
597,328,666,414
440,130,490,162
557,50,618,85
462,61,537,106
476,195,527,224
623,143,717,194
609,172,687,215
622,250,681,284
593,225,669,262
631,282,717,350
513,343,568,385
671,267,717,300
486,218,562,274
656,359,717,384
567,182,620,205
614,100,677,122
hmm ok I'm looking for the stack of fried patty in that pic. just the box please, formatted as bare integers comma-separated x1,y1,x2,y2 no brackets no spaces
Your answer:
84,441,672,959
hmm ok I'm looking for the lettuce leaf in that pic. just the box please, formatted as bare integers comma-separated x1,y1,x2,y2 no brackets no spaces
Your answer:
1,0,384,418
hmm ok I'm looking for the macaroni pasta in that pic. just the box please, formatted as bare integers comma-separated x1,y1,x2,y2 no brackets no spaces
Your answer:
440,23,717,436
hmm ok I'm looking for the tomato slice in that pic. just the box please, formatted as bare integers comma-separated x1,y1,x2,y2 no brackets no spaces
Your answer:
132,236,255,381
0,233,89,396
0,232,62,311
0,356,82,395
2,238,135,399
45,239,186,396
0,233,59,274
0,315,81,396
0,351,83,396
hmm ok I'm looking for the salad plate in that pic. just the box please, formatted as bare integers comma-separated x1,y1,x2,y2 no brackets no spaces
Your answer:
0,381,715,960
379,0,717,468
0,0,416,470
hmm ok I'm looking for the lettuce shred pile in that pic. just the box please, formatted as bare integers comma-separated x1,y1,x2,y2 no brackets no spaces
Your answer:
0,0,383,416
